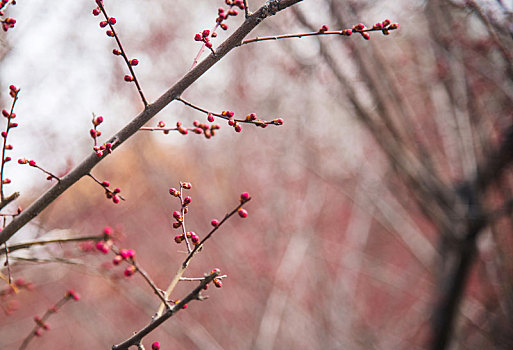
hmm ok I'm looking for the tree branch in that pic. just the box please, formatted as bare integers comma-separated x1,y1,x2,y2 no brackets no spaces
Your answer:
0,0,302,246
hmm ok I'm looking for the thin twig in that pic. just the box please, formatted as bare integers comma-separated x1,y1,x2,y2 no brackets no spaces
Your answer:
177,97,283,126
18,292,78,350
238,26,398,46
95,1,148,107
0,191,19,211
243,0,250,18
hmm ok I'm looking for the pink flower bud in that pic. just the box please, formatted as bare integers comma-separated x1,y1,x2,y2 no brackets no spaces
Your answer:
183,196,192,205
238,208,248,218
152,342,160,350
124,75,134,82
99,20,108,28
108,17,116,25
112,49,122,55
129,59,139,66
113,255,123,265
169,188,179,196
240,192,250,201
207,114,214,122
124,265,136,277
202,29,210,37
194,33,203,41
66,289,80,301
28,160,36,166
211,219,219,227
92,8,101,16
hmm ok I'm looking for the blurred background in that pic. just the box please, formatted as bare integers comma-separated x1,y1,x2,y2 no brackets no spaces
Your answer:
1,0,513,349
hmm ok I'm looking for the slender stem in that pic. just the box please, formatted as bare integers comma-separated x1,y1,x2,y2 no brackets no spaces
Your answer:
32,164,61,182
243,0,250,18
180,274,227,281
0,89,19,201
133,262,171,308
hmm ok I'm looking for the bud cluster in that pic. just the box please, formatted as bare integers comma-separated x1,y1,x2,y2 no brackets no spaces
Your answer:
101,180,122,204
157,120,221,138
95,226,114,253
350,19,399,40
193,0,245,51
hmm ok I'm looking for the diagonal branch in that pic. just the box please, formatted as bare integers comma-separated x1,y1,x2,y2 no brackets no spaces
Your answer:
0,0,302,246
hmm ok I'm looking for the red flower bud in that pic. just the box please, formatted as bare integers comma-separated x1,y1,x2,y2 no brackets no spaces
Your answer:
129,59,139,66
99,20,108,28
238,208,248,218
213,278,223,288
108,17,116,25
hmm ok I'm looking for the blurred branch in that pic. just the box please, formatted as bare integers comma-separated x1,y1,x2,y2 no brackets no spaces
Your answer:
0,0,302,247
0,234,103,255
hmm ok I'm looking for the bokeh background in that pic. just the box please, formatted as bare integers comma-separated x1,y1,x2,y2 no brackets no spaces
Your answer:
1,0,513,349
